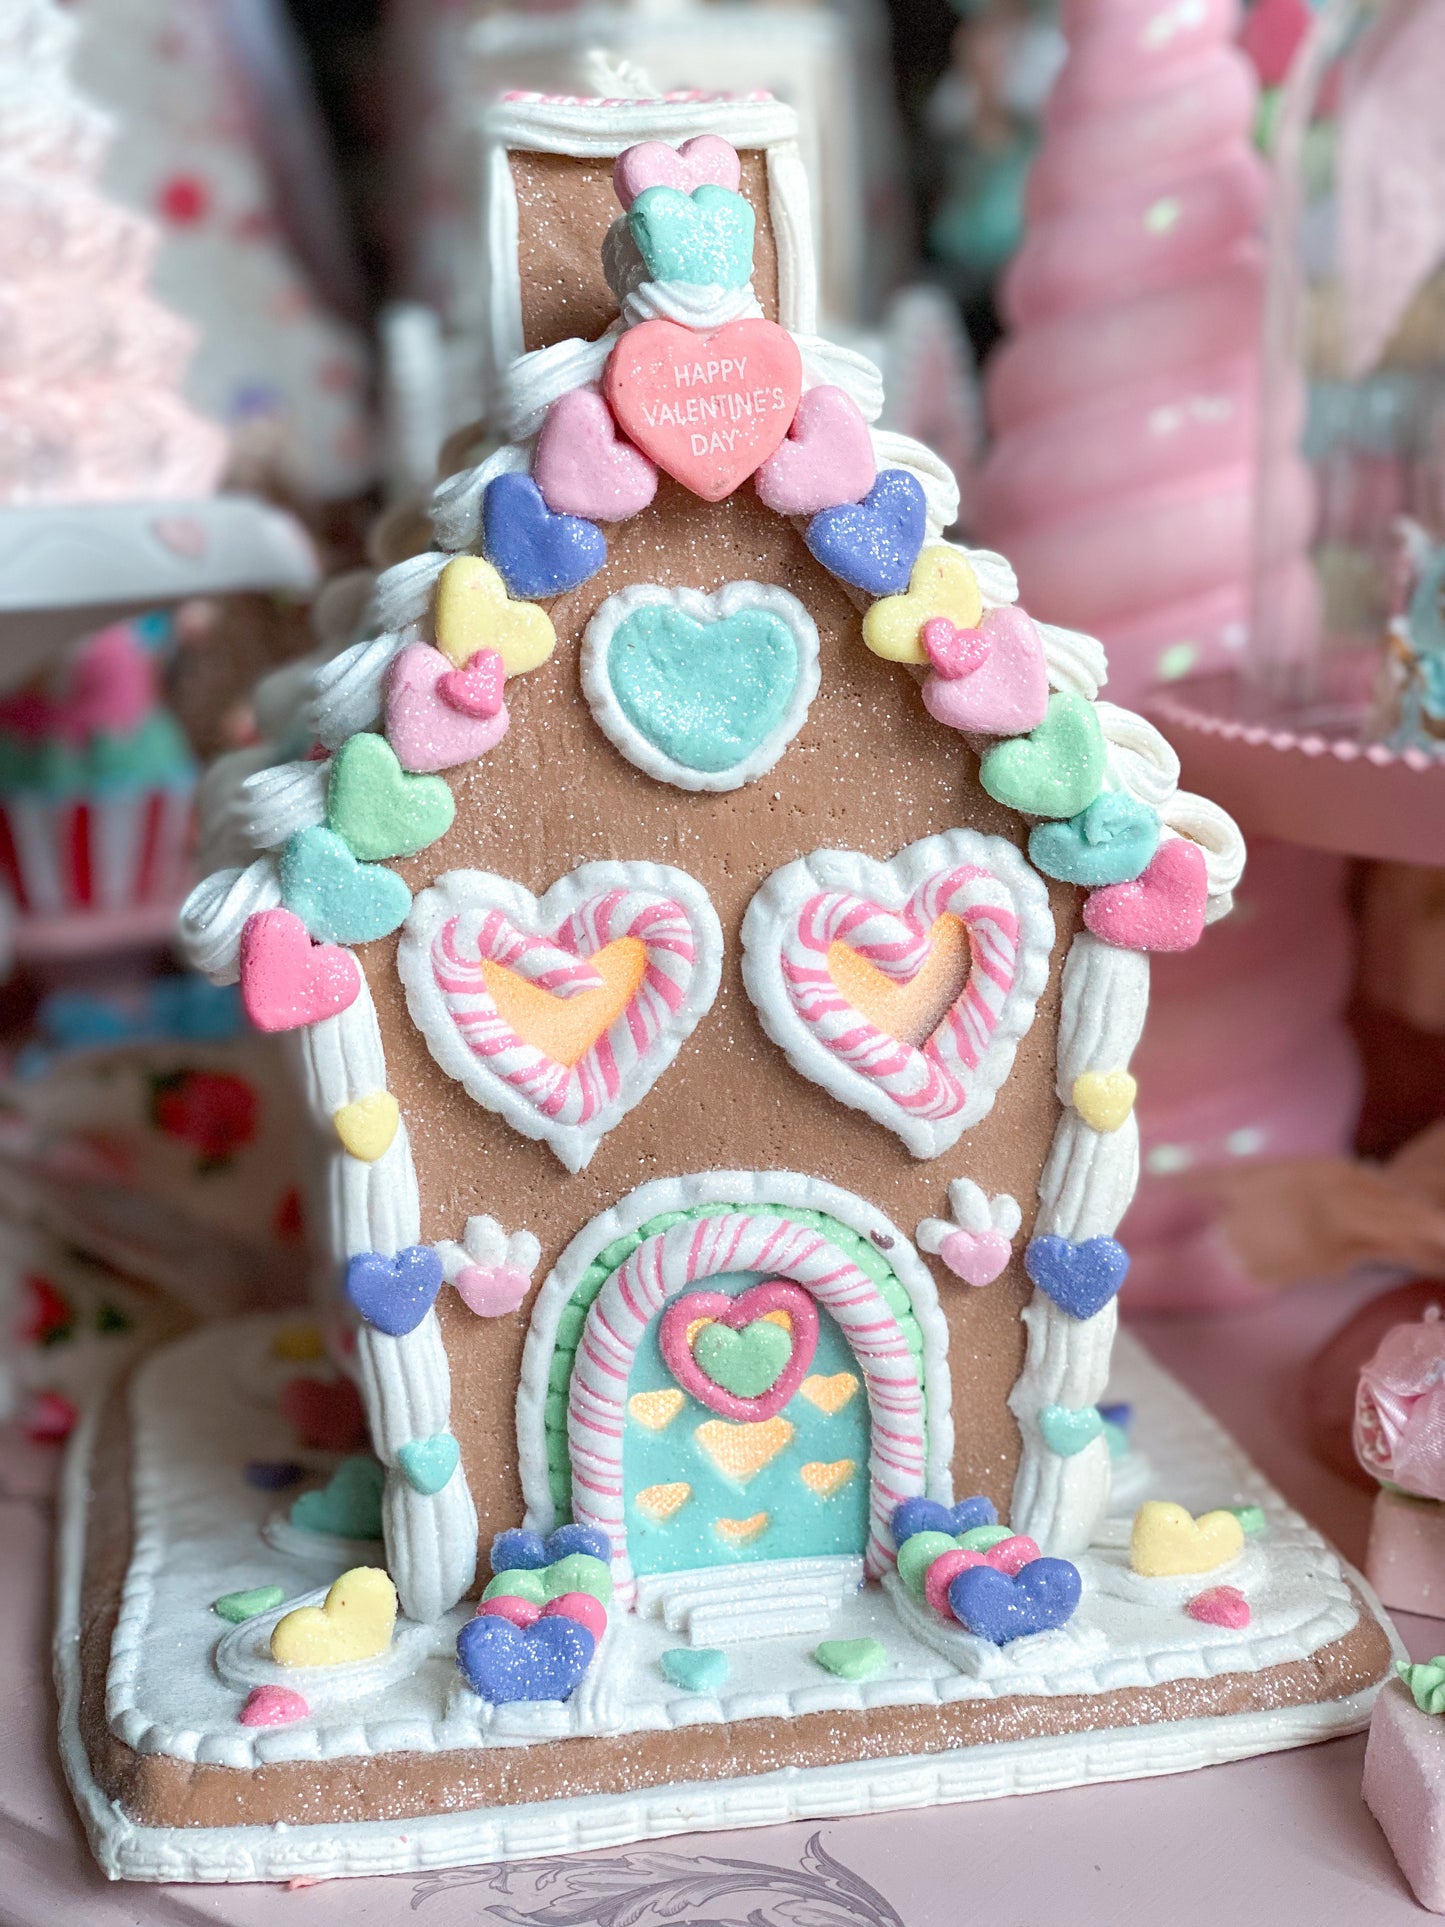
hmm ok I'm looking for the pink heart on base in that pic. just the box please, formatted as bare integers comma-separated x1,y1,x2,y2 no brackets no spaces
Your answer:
477,1595,542,1629
239,910,360,1034
386,642,510,774
754,385,876,516
1083,838,1208,953
937,1227,1013,1288
923,1534,1041,1615
534,390,659,522
439,649,506,719
453,1263,531,1318
921,607,1049,737
613,135,742,210
659,1279,819,1422
542,1592,608,1641
1186,1584,1250,1629
240,1685,309,1728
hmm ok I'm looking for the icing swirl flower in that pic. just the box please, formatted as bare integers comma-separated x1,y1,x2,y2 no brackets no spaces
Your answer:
1355,1312,1445,1500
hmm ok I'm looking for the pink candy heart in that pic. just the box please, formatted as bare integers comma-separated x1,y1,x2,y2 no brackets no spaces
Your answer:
534,389,659,522
239,910,360,1034
937,1227,1013,1288
921,606,1049,737
1186,1585,1251,1629
477,1595,541,1629
438,649,505,719
453,1263,530,1318
921,617,989,681
754,385,876,517
239,1685,309,1728
923,1534,1041,1616
613,135,742,210
385,642,509,775
1083,838,1208,953
542,1592,608,1641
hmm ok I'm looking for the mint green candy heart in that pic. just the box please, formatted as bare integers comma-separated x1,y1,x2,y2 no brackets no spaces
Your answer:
544,1551,613,1605
483,1568,547,1605
956,1523,1013,1552
693,1317,793,1398
1028,790,1160,887
213,1584,285,1623
661,1646,729,1693
289,1455,383,1539
814,1637,886,1681
1228,1504,1267,1537
279,825,412,945
897,1529,956,1596
1102,1419,1130,1461
327,732,455,862
627,184,755,289
397,1431,459,1496
607,604,801,777
981,692,1106,820
1039,1404,1105,1457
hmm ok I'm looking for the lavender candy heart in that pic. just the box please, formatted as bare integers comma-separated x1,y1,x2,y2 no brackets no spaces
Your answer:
545,1522,612,1565
482,473,606,599
1023,1235,1130,1321
456,1613,597,1704
490,1527,549,1573
344,1245,444,1337
948,1556,1083,1644
1097,1401,1132,1430
890,1494,999,1548
805,470,926,597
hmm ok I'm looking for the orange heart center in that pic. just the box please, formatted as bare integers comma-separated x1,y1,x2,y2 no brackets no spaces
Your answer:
826,913,970,1049
479,937,647,1069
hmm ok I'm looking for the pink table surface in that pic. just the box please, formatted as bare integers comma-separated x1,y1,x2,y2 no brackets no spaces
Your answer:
2,1279,1437,1927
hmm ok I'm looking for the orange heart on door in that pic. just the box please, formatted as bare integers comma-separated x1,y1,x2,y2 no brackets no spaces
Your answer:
826,914,969,1049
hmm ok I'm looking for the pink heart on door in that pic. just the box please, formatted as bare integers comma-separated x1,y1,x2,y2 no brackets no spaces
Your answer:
453,1263,530,1318
1083,838,1208,953
937,1227,1013,1288
754,386,876,516
534,390,658,523
613,135,742,210
922,606,1049,737
385,642,509,774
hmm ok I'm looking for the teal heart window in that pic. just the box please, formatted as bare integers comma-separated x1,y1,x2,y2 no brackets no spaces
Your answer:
581,581,820,792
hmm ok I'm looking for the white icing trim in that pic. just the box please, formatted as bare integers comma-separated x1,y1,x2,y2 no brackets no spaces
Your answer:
365,551,451,633
517,1168,954,1537
305,631,413,753
579,581,821,792
430,443,532,555
1036,619,1105,700
794,335,884,421
740,831,1055,1160
1162,793,1248,921
622,282,763,332
917,1179,1022,1254
870,431,960,538
767,139,817,337
178,858,283,983
967,548,1021,613
502,335,617,444
397,863,725,1173
1097,703,1181,810
231,759,329,854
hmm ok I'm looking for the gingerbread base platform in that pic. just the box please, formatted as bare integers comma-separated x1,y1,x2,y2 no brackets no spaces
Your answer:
57,1316,1397,1884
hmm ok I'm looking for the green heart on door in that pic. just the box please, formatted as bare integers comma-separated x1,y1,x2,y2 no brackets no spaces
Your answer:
693,1318,793,1398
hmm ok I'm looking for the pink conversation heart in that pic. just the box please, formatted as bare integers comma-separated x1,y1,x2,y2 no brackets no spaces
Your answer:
438,649,505,719
613,135,742,210
923,1534,1040,1615
534,390,659,522
542,1592,608,1641
453,1263,530,1318
1186,1585,1250,1629
240,1685,309,1728
1083,838,1208,953
239,910,360,1034
921,606,1049,737
921,617,989,681
385,642,509,774
754,385,876,516
477,1595,542,1629
985,1534,1041,1577
937,1227,1012,1287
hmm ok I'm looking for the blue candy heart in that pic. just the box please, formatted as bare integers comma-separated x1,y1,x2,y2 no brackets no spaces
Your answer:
627,184,755,288
1028,792,1161,888
279,826,413,945
890,1494,999,1547
605,602,802,777
482,473,605,599
805,470,927,596
1024,1235,1130,1321
1097,1401,1132,1429
397,1431,460,1495
345,1245,444,1336
490,1522,611,1574
661,1646,730,1693
948,1557,1082,1644
455,1614,596,1704
1038,1404,1104,1457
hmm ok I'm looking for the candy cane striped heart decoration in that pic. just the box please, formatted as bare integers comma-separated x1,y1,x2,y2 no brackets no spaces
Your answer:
741,831,1055,1158
398,863,723,1170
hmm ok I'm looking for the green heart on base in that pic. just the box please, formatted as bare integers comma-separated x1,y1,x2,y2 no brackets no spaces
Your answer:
693,1316,793,1399
897,1530,956,1596
608,604,801,778
1039,1404,1105,1457
814,1637,887,1681
661,1647,730,1693
956,1523,1012,1551
981,692,1107,821
483,1567,548,1605
213,1585,285,1623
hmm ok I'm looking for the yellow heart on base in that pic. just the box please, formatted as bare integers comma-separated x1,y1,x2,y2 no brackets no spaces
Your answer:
333,1091,400,1162
270,1566,397,1667
635,1481,692,1523
799,1372,859,1416
1071,1070,1137,1134
861,546,983,664
1130,1501,1245,1578
433,556,556,675
800,1459,856,1499
628,1389,685,1432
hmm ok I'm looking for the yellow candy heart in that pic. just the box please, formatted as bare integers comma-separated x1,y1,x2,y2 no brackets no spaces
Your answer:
270,1566,397,1667
333,1091,400,1162
1130,1501,1245,1578
1071,1070,1137,1134
861,545,982,664
433,556,555,675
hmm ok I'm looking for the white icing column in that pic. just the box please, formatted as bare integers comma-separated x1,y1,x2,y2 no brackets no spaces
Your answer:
1009,936,1149,1556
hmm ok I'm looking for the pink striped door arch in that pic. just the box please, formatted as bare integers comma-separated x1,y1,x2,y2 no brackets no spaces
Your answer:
567,1209,928,1603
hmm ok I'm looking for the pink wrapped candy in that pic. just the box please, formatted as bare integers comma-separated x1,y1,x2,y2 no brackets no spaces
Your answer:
1356,1314,1445,1501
